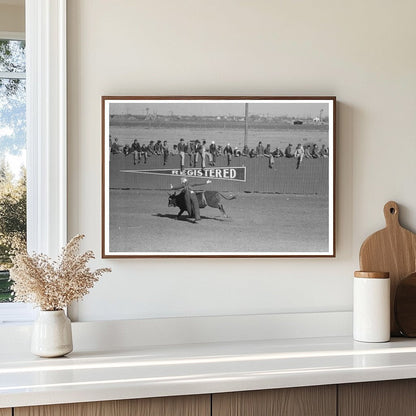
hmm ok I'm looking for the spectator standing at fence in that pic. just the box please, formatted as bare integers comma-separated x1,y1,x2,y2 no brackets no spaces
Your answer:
294,143,305,169
178,138,187,171
224,143,233,166
162,140,169,165
187,140,194,167
256,141,265,156
193,140,199,167
263,144,273,167
200,140,210,168
131,139,141,165
193,140,200,167
195,140,203,168
209,141,217,166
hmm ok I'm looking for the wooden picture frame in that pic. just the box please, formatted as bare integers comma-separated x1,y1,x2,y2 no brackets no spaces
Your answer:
102,96,336,258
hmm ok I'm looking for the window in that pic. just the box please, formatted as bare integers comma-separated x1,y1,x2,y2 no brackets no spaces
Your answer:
0,33,34,322
0,0,67,324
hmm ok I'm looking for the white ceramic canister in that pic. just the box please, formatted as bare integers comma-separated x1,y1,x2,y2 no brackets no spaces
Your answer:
353,271,390,343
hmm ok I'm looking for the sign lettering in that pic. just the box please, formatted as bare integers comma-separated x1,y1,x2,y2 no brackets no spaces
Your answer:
121,167,246,182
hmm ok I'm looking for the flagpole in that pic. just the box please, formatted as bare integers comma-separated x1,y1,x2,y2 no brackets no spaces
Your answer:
244,103,248,147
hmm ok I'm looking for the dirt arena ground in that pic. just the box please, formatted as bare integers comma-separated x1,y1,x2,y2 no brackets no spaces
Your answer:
109,189,329,254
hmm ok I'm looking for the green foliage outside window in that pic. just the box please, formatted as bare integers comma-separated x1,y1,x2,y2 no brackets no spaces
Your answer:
0,163,26,302
0,39,26,303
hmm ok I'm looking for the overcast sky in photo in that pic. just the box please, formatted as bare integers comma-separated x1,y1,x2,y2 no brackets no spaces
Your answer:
110,102,330,118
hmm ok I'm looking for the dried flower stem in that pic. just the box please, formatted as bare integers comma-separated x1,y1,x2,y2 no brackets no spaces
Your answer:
10,234,111,310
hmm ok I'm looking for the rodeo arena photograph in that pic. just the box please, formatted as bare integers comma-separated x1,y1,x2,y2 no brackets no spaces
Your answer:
103,98,334,256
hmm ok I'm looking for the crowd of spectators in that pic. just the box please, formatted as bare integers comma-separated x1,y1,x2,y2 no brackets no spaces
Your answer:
110,136,329,170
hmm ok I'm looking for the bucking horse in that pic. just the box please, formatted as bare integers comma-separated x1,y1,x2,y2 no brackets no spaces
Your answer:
168,191,236,219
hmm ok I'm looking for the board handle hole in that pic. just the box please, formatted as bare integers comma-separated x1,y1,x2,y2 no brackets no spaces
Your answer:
390,207,396,214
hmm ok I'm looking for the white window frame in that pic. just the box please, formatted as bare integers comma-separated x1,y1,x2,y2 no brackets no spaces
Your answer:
0,0,67,324
26,0,67,257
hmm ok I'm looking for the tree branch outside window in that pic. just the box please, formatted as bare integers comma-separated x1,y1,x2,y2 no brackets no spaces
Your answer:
0,39,26,302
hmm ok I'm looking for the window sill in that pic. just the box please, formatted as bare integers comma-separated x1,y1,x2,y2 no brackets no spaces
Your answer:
0,303,36,324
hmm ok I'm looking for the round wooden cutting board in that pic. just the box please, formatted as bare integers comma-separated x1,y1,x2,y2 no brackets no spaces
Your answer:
395,272,416,337
359,201,416,336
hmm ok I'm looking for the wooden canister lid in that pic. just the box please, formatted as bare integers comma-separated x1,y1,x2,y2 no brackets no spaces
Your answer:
354,271,389,279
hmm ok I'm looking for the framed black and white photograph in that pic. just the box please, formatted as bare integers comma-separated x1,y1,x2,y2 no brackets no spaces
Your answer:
102,96,335,257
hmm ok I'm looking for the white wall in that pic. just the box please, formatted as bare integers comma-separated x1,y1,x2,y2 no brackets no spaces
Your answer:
67,0,416,322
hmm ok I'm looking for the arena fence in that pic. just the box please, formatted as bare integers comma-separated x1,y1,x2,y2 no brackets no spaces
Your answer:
109,154,329,195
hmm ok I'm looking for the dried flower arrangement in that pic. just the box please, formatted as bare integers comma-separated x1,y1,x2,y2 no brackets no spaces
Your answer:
10,234,111,311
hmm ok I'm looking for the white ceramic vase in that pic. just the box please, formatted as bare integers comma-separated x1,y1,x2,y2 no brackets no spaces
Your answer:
31,310,73,357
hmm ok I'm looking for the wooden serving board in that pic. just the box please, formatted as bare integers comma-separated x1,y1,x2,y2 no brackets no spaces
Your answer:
395,272,416,337
359,201,416,336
